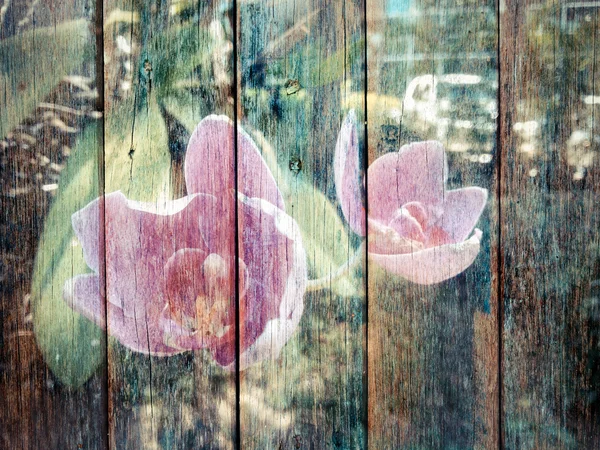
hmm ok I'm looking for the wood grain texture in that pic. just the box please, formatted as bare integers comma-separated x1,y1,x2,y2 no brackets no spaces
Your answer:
237,0,366,447
0,1,107,448
366,0,499,447
2,0,600,448
500,1,600,448
102,1,236,448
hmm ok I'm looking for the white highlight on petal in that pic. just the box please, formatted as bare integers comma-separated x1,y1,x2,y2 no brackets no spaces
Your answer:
124,192,213,216
226,193,308,371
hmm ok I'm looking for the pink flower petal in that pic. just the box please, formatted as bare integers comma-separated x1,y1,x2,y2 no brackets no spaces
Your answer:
106,304,182,355
388,208,427,242
214,195,306,369
367,218,423,255
164,249,246,353
63,274,105,327
64,274,181,355
237,195,306,345
238,125,285,210
424,225,453,247
71,200,104,273
367,141,448,223
72,192,214,330
185,115,235,202
369,229,483,285
403,202,428,228
334,110,366,236
102,191,212,319
64,116,308,366
164,248,211,320
438,187,488,243
161,316,207,351
185,115,284,210
237,316,302,370
238,196,292,313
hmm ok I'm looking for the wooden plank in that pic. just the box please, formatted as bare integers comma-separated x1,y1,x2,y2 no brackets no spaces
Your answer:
366,0,499,447
3,1,599,448
99,1,237,448
0,1,107,448
237,0,367,447
500,1,600,447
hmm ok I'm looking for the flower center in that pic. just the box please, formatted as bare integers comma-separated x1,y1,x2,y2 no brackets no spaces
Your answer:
368,218,425,255
370,202,454,254
194,254,232,339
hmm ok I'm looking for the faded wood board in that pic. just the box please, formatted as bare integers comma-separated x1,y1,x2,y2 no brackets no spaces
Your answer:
366,0,499,447
500,0,600,448
0,1,107,449
99,1,237,448
237,0,366,447
2,0,600,449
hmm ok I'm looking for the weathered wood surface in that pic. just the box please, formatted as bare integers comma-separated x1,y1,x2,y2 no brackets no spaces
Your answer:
238,1,366,447
367,0,498,447
0,0,599,448
0,1,107,449
100,1,236,448
500,1,600,448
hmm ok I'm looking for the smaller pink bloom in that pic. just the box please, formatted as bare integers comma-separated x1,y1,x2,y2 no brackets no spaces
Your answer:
334,111,487,285
64,116,307,369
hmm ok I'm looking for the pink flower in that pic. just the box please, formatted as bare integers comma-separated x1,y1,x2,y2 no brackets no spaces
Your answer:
334,111,487,285
64,116,307,369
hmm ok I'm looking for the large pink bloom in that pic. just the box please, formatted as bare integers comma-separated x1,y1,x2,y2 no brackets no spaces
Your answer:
64,116,307,369
334,111,487,285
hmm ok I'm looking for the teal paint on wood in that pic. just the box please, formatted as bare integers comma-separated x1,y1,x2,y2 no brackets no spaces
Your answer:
238,0,367,447
366,0,499,447
500,0,600,447
1,0,599,448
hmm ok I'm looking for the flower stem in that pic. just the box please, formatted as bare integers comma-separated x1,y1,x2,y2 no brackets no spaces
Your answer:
305,241,366,292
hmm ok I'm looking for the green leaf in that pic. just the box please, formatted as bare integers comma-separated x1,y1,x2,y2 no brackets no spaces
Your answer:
103,98,172,196
286,180,361,297
149,24,214,101
31,123,104,387
252,35,364,89
303,38,364,88
0,20,92,139
31,98,172,387
245,117,361,298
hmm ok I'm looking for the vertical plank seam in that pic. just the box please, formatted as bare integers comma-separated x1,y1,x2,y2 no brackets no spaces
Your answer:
363,0,369,447
495,0,503,446
233,0,242,448
94,0,108,446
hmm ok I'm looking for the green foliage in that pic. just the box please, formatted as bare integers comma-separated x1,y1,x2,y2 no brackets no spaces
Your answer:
301,38,364,89
250,36,364,90
31,124,105,387
243,89,362,297
287,177,360,297
0,20,92,139
148,25,214,103
103,98,172,196
31,99,173,387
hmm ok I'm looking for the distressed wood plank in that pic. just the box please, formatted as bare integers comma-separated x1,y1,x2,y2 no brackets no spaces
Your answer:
101,1,236,448
366,0,499,447
3,0,600,448
500,1,600,447
237,0,367,447
0,1,107,448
